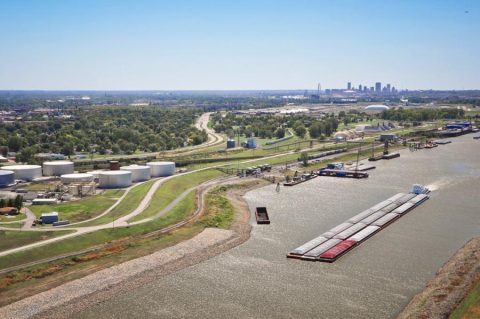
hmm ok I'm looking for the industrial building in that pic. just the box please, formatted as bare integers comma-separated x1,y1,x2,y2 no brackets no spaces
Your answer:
42,161,74,176
40,212,59,224
120,165,151,182
0,165,42,181
99,171,132,188
0,170,15,187
147,161,176,177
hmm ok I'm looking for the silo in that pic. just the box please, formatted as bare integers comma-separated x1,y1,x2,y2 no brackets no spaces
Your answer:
61,173,94,184
43,161,74,176
1,165,42,181
147,161,176,177
0,170,15,187
120,165,151,182
99,171,132,188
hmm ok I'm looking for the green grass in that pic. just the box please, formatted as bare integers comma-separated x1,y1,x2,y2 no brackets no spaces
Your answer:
0,230,74,252
23,183,57,191
0,214,26,223
201,185,235,229
0,190,198,270
450,281,480,319
29,194,117,223
130,169,224,222
101,189,126,199
81,181,155,226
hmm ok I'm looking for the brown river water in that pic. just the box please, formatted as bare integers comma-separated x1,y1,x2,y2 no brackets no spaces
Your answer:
75,134,480,319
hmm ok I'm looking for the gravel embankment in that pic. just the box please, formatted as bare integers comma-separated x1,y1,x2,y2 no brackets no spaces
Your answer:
397,237,480,319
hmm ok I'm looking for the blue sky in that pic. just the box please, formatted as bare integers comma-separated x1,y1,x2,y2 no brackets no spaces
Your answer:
0,0,478,90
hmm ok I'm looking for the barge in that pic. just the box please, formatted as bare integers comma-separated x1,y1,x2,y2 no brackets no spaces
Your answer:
287,185,430,262
318,169,368,179
255,207,270,224
283,173,317,186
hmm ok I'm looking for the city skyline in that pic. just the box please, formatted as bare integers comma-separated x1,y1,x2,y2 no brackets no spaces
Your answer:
0,0,479,90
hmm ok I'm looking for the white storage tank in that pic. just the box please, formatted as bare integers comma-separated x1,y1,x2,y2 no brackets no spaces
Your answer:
99,171,132,188
1,165,42,181
0,170,15,187
86,170,104,179
61,173,94,184
120,165,151,182
147,161,176,177
43,161,74,176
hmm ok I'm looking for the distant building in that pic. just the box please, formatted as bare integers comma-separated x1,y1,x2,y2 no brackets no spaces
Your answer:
375,82,382,93
347,82,352,90
358,84,362,91
386,84,391,93
365,104,390,111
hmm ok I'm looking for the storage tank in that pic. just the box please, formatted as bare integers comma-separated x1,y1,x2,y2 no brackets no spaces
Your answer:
99,171,132,188
147,161,176,177
43,161,74,176
0,170,15,187
1,165,42,181
86,170,103,179
109,161,120,171
120,165,151,182
61,173,94,184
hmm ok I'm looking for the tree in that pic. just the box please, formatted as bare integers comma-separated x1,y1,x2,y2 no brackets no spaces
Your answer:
14,195,23,210
7,198,14,207
275,127,285,139
294,125,307,138
300,152,309,166
17,147,34,163
0,198,5,208
8,136,23,152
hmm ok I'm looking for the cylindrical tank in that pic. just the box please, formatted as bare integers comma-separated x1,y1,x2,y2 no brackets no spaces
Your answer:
0,170,15,187
227,139,236,149
86,170,103,179
147,161,176,177
109,161,120,171
0,165,42,181
120,165,151,182
99,171,132,188
61,173,94,184
43,161,74,176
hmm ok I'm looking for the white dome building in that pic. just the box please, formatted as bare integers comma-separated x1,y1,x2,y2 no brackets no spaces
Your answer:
365,104,390,111
120,165,151,182
61,173,94,184
147,161,176,177
43,161,74,176
1,165,42,181
98,171,132,188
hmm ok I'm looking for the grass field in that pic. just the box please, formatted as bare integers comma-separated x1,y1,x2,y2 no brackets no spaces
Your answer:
0,214,26,223
201,185,235,229
80,181,155,226
29,192,118,223
129,169,224,222
450,281,480,319
0,230,74,252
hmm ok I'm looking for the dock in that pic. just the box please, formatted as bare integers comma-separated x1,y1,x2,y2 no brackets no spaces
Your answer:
287,188,430,262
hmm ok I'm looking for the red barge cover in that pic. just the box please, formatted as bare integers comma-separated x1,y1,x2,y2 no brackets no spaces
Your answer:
319,240,357,259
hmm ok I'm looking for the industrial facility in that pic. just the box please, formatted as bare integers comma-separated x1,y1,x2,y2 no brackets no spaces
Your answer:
120,165,151,182
0,165,42,181
42,161,74,176
0,170,15,187
147,161,176,177
99,171,132,189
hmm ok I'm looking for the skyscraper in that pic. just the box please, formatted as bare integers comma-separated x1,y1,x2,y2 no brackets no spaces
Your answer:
347,82,352,90
375,82,382,93
386,83,391,93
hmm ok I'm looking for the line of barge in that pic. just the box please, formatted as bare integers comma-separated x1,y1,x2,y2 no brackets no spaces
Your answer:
287,185,430,262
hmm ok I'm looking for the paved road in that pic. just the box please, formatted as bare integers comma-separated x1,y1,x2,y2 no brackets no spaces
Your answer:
21,208,35,230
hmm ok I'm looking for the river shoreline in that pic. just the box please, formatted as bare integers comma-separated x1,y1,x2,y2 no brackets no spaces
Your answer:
12,179,267,319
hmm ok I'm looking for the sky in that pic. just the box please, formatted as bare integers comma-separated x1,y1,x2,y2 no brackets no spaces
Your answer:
0,0,479,91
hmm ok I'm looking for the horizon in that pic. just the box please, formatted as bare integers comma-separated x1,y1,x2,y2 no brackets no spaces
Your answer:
1,0,479,90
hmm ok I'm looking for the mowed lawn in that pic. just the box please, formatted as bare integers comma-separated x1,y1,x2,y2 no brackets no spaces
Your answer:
29,191,122,223
130,169,224,222
0,230,74,252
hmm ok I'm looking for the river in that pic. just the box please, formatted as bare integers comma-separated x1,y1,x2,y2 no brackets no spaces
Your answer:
75,134,480,319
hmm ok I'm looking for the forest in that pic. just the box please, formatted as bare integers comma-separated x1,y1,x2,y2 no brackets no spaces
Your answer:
0,107,207,162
